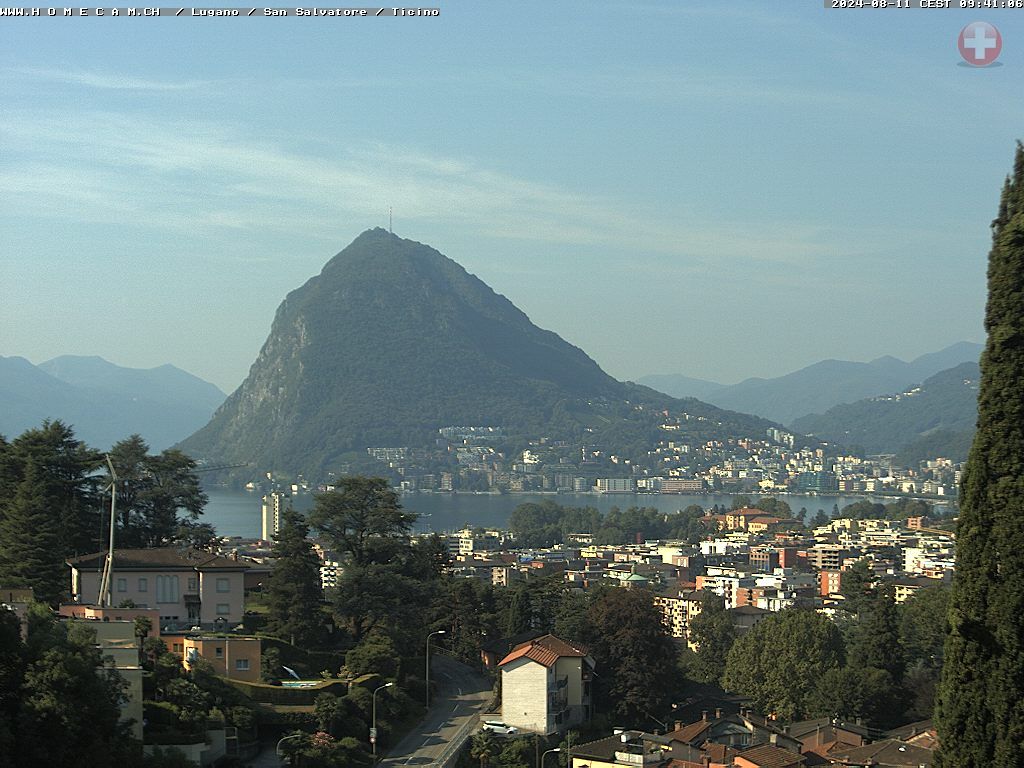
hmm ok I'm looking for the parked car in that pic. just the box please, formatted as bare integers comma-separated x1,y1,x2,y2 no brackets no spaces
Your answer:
481,721,519,736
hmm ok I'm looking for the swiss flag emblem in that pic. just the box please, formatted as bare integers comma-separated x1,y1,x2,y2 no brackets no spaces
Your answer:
958,22,1001,67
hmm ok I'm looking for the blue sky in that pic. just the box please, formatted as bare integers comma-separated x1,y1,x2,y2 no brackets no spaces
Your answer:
1,1,1021,393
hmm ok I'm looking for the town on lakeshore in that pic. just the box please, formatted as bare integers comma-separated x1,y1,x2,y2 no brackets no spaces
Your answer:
243,424,961,499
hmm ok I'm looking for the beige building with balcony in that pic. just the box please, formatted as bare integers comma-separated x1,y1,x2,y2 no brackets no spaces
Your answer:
498,634,594,735
67,548,249,629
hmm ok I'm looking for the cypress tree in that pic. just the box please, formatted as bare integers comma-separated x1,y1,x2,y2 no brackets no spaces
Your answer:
936,141,1024,766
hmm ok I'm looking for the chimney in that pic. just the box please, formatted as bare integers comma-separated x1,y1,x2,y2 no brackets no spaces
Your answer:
701,710,709,722
674,721,684,732
715,708,722,720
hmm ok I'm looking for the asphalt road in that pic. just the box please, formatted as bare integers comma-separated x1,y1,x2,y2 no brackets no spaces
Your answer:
380,655,494,767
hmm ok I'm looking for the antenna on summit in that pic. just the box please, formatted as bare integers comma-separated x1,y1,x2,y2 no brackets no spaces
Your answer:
389,206,393,234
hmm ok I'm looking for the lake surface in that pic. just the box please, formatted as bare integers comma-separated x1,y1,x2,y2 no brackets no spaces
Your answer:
203,488,952,539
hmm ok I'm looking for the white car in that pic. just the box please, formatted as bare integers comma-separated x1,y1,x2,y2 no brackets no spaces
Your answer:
481,721,519,736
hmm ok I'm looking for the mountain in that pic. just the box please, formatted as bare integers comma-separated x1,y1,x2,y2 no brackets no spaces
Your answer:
634,373,724,401
40,355,225,413
179,229,780,477
790,361,980,460
676,342,982,426
0,355,226,451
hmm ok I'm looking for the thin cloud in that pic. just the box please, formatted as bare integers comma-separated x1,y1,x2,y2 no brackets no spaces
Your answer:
8,66,210,91
0,108,874,269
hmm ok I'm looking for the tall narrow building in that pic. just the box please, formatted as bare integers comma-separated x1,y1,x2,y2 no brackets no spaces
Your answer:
261,491,289,542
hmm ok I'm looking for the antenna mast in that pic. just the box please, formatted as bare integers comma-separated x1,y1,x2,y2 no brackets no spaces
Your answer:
389,206,393,234
97,455,118,606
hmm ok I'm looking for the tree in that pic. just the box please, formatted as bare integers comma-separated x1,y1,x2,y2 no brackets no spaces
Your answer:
686,591,736,684
470,731,499,768
0,459,67,604
587,588,681,723
722,609,843,721
344,632,399,678
937,141,1024,766
0,609,24,757
809,666,903,729
264,506,326,648
310,477,415,566
900,585,950,671
108,435,208,548
6,421,103,557
846,587,904,684
16,608,136,767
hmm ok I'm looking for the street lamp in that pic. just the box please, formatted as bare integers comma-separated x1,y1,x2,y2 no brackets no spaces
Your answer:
425,629,446,709
541,747,561,768
276,732,303,766
371,681,394,762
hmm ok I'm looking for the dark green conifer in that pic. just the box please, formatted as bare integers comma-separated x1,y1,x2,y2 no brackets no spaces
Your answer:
264,506,326,648
0,458,66,604
936,142,1024,766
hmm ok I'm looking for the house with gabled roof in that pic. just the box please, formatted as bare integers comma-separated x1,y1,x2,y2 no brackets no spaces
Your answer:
498,633,594,734
665,709,802,754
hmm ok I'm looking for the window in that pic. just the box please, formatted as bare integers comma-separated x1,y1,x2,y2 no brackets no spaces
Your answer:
138,577,148,592
116,578,127,592
215,647,223,658
156,575,180,603
216,603,230,615
235,659,250,671
216,577,230,593
172,643,184,654
187,577,198,592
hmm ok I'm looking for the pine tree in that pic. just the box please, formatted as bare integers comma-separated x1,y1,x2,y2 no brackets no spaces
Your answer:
0,458,67,604
936,142,1024,766
264,506,326,648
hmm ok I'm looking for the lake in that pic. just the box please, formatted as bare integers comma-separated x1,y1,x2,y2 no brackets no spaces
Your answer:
202,488,951,539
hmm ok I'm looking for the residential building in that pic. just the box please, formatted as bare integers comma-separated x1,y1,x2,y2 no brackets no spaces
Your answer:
595,478,636,493
571,731,670,768
261,491,289,542
498,634,594,735
67,548,250,629
179,635,262,682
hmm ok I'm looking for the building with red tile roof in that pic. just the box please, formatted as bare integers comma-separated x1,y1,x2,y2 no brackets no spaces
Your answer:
498,634,594,735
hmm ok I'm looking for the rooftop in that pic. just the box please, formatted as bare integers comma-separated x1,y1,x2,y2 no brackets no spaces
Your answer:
67,548,250,571
498,633,589,668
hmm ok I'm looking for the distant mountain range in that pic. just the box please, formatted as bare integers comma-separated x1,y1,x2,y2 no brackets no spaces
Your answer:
0,355,226,450
639,341,983,426
791,361,980,461
179,229,784,478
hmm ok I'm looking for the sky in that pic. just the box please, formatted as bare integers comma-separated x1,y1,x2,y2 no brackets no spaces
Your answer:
1,1,1021,394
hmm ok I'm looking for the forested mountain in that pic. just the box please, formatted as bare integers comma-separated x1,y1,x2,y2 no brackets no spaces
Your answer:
641,342,982,424
180,229,781,477
0,356,225,450
790,362,980,460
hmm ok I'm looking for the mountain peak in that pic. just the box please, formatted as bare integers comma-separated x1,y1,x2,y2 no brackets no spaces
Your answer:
179,231,632,475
